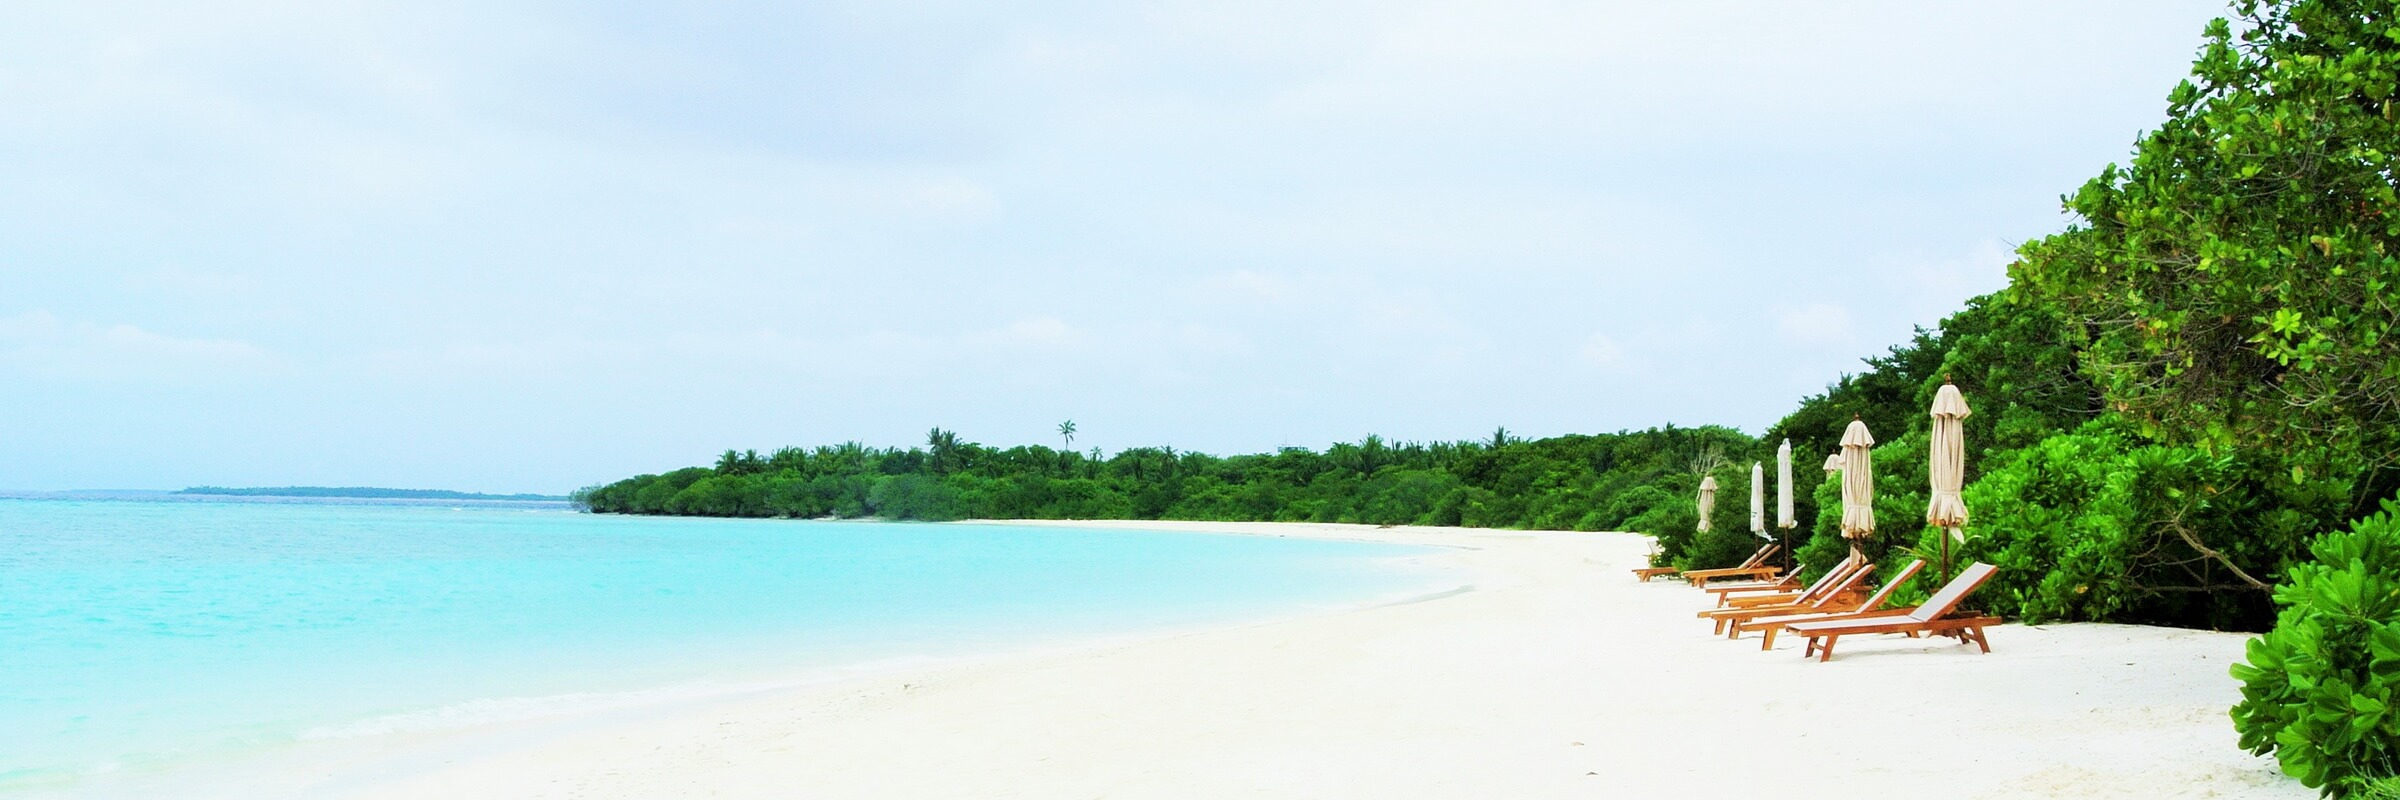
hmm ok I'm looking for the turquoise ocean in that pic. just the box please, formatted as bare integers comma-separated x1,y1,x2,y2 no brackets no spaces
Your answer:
0,496,1450,789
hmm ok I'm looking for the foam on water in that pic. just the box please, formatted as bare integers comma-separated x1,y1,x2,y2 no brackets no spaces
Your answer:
0,498,1452,788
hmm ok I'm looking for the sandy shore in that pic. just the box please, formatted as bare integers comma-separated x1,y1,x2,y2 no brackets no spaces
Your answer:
149,521,2301,798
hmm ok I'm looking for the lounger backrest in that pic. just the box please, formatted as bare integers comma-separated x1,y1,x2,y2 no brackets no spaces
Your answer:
1784,557,1854,601
1800,556,1867,601
1805,561,1876,609
1905,562,1999,623
1736,544,1775,569
1854,560,1926,612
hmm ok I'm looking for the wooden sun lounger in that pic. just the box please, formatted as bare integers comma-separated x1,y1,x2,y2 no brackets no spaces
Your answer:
1680,545,1783,587
1701,560,1877,634
1783,562,2002,662
1636,542,1773,583
1703,573,1803,595
1704,569,1809,594
1704,559,1839,597
1685,564,1783,587
1743,559,1926,648
1724,560,1925,641
1631,566,1682,581
1709,558,1861,608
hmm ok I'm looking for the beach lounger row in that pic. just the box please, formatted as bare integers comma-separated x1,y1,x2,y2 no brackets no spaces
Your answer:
1708,556,1860,609
1699,558,1893,635
1637,550,2002,662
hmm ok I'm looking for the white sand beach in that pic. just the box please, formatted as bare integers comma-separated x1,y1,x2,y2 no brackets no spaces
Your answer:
160,522,2301,799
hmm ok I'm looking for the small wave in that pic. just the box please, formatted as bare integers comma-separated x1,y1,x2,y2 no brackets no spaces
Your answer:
298,684,729,740
295,654,973,742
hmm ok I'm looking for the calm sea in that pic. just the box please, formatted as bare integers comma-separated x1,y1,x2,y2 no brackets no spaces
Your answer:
0,497,1450,789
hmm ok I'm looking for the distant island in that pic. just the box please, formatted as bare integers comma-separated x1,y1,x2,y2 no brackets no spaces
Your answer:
178,486,568,502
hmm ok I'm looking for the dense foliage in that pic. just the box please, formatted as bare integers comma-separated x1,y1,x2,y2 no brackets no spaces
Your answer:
2020,1,2400,512
576,426,1766,544
2129,1,2400,791
2233,501,2400,796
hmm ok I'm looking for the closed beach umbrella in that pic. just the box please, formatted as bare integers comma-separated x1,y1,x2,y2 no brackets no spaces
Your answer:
1696,475,1717,533
1775,441,1796,574
1776,440,1795,529
1839,418,1876,561
1749,462,1768,539
1926,380,1973,578
1822,453,1842,475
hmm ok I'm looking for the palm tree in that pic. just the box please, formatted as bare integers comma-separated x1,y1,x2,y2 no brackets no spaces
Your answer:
1050,421,1078,475
1359,434,1389,474
926,428,961,474
1490,426,1514,450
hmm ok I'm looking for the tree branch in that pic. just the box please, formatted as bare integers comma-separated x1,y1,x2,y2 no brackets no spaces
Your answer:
2164,515,2275,592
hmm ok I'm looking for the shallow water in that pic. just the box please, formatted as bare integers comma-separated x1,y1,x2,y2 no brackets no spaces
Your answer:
0,498,1447,788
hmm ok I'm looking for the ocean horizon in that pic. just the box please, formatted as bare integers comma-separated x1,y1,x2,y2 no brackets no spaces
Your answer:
0,496,1453,790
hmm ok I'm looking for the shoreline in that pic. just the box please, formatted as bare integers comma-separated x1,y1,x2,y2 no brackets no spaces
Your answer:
95,521,2302,799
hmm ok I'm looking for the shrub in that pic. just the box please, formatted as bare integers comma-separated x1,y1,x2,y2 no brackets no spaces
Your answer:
2231,499,2400,796
866,475,967,521
1955,417,2334,628
1954,423,2138,622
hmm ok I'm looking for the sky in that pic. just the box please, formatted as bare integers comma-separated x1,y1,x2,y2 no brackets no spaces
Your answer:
1,0,2229,494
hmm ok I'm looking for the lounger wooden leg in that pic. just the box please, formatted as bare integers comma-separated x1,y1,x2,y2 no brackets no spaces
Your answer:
1817,635,1838,662
1969,627,1991,653
1713,619,1726,635
1761,626,1779,650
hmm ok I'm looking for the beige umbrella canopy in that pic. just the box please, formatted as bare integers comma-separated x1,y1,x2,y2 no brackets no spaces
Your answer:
1696,475,1718,533
1822,453,1843,475
1776,440,1796,530
1749,462,1768,539
1839,418,1876,560
1926,380,1973,577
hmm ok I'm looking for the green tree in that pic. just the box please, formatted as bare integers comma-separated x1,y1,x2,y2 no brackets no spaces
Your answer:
2014,0,2400,517
926,428,962,475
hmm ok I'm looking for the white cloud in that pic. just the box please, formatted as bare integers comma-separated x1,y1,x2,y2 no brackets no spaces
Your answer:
1580,332,1626,368
363,337,602,380
1774,303,1857,346
0,310,281,380
120,266,257,297
1172,323,1251,357
973,317,1079,349
1897,239,2017,321
1200,270,1297,305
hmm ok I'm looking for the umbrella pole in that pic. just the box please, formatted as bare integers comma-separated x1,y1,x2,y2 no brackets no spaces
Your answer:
1783,529,1793,576
1940,527,1952,582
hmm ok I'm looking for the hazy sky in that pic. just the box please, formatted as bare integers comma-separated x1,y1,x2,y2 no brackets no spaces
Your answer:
2,1,2226,493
